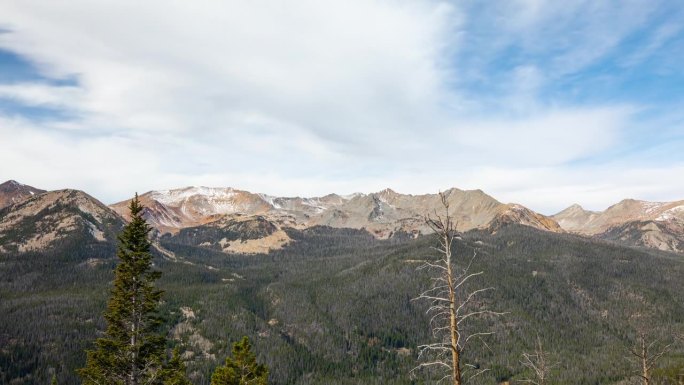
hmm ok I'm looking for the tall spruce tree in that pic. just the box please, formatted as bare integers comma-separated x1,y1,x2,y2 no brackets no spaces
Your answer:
79,194,186,385
211,337,269,385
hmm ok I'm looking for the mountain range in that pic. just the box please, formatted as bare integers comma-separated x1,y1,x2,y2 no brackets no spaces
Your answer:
1,180,683,253
2,178,684,384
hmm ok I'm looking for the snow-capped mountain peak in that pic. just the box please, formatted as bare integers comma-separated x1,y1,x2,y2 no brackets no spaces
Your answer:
150,186,238,206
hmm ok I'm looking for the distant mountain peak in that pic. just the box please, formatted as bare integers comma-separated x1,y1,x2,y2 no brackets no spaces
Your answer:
1,179,28,189
377,187,398,195
490,203,563,233
1,179,21,187
0,180,46,210
0,188,123,253
554,203,593,216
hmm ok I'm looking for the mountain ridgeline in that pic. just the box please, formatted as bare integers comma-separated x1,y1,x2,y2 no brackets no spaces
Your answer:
552,199,684,252
1,180,684,384
108,186,563,240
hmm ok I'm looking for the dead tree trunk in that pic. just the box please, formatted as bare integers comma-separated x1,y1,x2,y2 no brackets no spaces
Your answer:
628,328,673,385
413,191,503,384
444,224,462,385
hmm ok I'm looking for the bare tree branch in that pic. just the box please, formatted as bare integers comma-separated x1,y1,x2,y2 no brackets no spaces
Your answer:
412,191,502,385
625,320,676,385
518,336,557,385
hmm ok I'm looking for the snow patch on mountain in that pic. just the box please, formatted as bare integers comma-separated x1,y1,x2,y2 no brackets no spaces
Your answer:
656,205,684,221
258,194,282,209
341,193,364,200
640,201,668,215
151,186,238,206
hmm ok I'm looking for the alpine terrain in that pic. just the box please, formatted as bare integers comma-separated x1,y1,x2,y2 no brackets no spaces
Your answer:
1,180,683,385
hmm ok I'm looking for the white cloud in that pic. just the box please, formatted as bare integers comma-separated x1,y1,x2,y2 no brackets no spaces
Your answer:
0,116,159,195
450,106,634,166
1,112,681,214
0,83,83,108
0,0,458,138
0,0,680,212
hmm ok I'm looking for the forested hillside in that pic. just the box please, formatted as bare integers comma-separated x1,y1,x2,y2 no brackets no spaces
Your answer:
1,223,684,384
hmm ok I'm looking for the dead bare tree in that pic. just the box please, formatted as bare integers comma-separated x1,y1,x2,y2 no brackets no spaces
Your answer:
626,321,674,385
519,336,557,385
412,191,504,385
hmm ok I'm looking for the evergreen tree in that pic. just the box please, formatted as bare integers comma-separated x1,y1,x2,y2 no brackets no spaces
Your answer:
160,348,192,385
78,194,186,385
51,374,57,385
211,336,269,385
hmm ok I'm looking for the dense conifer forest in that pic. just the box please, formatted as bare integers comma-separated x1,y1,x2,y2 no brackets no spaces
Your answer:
2,222,684,384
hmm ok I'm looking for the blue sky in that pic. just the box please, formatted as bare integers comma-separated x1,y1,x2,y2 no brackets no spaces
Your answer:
0,0,683,214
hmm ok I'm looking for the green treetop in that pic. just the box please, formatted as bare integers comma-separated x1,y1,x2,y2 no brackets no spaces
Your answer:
78,194,187,385
211,336,269,385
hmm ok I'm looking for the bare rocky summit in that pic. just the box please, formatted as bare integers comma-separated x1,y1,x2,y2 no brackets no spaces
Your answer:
0,189,123,253
553,199,684,252
0,180,46,210
598,220,684,253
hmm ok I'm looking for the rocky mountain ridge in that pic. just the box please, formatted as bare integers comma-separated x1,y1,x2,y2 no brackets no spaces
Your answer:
553,199,684,252
0,189,123,253
2,180,683,253
110,186,564,239
0,180,46,210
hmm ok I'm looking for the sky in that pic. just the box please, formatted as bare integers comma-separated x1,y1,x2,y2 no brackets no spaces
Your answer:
0,1,683,214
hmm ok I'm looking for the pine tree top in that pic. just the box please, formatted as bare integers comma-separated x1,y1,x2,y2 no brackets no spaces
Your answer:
211,336,269,385
78,193,189,384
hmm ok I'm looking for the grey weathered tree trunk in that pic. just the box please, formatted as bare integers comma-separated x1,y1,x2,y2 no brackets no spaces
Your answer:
628,327,673,385
413,191,503,384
